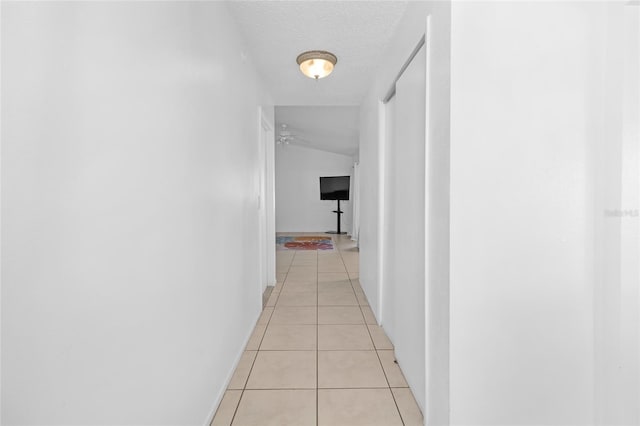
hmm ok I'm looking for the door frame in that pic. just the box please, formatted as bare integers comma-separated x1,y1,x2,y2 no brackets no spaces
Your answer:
377,15,450,426
258,106,276,301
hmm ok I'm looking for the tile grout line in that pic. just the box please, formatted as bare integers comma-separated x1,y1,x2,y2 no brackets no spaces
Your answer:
336,234,407,426
224,235,410,425
229,257,283,426
236,386,402,391
229,248,295,425
269,249,292,309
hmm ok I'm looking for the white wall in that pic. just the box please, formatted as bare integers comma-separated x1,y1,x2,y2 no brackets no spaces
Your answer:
596,3,639,424
275,144,353,233
1,2,270,424
361,2,639,425
450,2,638,424
358,2,451,423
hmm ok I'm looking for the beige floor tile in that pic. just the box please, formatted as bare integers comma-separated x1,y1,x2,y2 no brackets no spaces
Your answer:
318,389,403,426
246,351,316,389
245,324,267,350
233,389,316,426
287,265,317,275
318,350,388,388
214,235,420,425
257,307,273,325
284,273,317,283
228,351,258,390
276,251,295,260
291,258,317,266
318,272,350,282
265,291,279,307
356,291,369,306
317,281,352,292
270,307,317,325
281,281,317,292
340,252,358,262
391,388,424,426
287,256,315,266
293,251,318,258
276,291,317,307
211,390,242,426
377,350,408,387
318,325,374,350
318,248,337,253
360,306,377,325
318,306,364,324
318,252,342,259
317,252,341,259
317,258,344,267
318,263,347,273
261,325,317,350
284,278,317,286
318,291,358,306
368,325,394,349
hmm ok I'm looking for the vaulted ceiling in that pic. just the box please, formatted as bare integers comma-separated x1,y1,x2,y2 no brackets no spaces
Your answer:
275,106,359,156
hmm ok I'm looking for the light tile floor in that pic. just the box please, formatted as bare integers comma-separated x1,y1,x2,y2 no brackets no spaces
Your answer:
212,234,423,426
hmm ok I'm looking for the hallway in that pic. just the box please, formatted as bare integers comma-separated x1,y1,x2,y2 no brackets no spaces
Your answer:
211,234,422,426
3,1,639,424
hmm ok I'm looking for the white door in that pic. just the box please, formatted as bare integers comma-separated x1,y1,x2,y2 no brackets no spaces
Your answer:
381,94,397,343
391,42,427,413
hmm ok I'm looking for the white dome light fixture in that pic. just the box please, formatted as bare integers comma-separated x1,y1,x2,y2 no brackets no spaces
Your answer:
296,50,337,80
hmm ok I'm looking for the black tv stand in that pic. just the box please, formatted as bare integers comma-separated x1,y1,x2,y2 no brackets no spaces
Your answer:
326,199,347,235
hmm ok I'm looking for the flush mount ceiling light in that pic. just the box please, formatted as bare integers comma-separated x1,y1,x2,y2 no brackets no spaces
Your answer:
296,50,337,80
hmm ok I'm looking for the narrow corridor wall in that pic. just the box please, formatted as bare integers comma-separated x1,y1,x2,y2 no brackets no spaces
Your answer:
1,2,270,424
450,2,638,424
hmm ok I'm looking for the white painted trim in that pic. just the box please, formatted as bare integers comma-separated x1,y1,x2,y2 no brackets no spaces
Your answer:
377,100,386,326
261,106,276,287
423,14,434,426
257,106,276,303
0,1,3,411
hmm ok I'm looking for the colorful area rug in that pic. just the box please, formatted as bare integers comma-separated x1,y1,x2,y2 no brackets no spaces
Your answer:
276,236,334,251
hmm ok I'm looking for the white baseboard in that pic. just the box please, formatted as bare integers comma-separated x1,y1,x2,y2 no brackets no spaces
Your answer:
202,311,260,426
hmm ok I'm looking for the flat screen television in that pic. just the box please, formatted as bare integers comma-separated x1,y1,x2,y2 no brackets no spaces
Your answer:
320,176,350,200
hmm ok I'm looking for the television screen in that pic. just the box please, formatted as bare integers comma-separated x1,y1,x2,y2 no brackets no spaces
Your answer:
320,176,350,200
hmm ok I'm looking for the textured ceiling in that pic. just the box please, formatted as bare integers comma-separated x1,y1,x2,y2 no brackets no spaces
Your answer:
227,1,409,106
228,1,407,156
275,106,359,156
